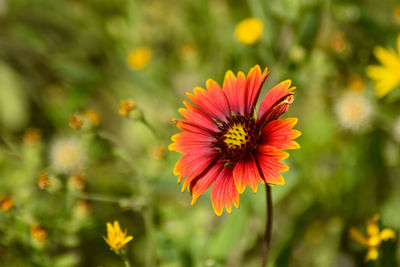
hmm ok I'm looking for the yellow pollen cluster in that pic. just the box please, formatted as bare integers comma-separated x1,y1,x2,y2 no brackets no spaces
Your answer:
223,124,248,148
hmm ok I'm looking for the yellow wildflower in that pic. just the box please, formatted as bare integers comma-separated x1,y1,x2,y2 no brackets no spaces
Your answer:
366,35,400,98
0,195,14,212
394,5,400,20
150,143,166,161
234,18,263,45
348,74,365,92
38,172,50,190
127,46,152,70
24,128,42,146
331,31,346,53
30,224,47,243
70,172,85,191
350,214,396,261
69,113,83,129
103,221,133,251
179,43,197,60
119,100,136,117
83,109,100,126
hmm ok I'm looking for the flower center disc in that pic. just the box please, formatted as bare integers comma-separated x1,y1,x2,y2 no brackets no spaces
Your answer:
223,124,249,148
214,115,259,163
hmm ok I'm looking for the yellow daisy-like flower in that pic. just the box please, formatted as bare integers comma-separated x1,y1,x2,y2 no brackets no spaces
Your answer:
234,18,263,45
350,214,396,261
348,74,366,93
83,109,100,126
366,35,400,98
30,224,47,243
119,100,136,117
23,128,42,146
103,221,133,251
394,5,400,20
0,195,14,212
127,46,152,70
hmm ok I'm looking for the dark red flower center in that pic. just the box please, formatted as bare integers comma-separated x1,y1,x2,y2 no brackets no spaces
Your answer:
213,115,259,163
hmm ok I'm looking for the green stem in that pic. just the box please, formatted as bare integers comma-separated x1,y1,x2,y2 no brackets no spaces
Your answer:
73,192,144,211
120,251,132,267
73,192,122,203
261,184,273,267
140,116,158,138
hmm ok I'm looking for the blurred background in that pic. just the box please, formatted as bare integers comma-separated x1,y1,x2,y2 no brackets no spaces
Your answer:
1,0,400,266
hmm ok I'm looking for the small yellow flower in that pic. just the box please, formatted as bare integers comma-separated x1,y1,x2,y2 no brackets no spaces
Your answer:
103,221,133,250
119,100,136,117
331,31,346,53
366,35,400,98
127,46,152,70
0,195,14,212
350,214,396,261
38,172,51,190
83,109,100,126
30,224,47,243
179,43,197,60
234,18,263,45
24,128,42,146
69,113,83,129
394,5,400,20
150,143,166,161
70,172,85,191
348,74,366,92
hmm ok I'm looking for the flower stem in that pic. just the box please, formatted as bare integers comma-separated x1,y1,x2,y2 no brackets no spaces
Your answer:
261,184,273,267
120,251,132,267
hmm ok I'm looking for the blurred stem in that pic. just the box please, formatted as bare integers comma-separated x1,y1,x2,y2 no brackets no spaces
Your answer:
120,251,131,267
138,175,156,267
73,192,142,211
97,131,136,165
143,206,155,267
73,192,122,203
261,184,273,267
139,115,158,139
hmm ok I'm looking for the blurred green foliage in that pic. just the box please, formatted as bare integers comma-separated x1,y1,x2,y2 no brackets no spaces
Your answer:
0,0,400,266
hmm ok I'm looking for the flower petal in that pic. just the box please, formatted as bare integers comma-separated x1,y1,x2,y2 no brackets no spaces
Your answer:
366,214,380,236
186,80,230,123
169,132,214,153
257,80,295,125
222,66,269,116
113,221,121,235
175,101,219,134
210,165,239,215
174,150,217,188
189,160,224,205
374,46,400,69
379,228,396,241
222,70,246,115
366,65,400,98
349,227,368,247
244,65,270,114
365,248,379,262
261,118,301,149
233,156,263,193
107,223,114,238
255,145,289,185
124,235,134,243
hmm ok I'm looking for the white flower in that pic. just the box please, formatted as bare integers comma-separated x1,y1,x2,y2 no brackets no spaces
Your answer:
50,137,86,173
335,92,374,132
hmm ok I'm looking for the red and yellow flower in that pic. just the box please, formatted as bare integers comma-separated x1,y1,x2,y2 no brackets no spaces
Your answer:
169,65,300,215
